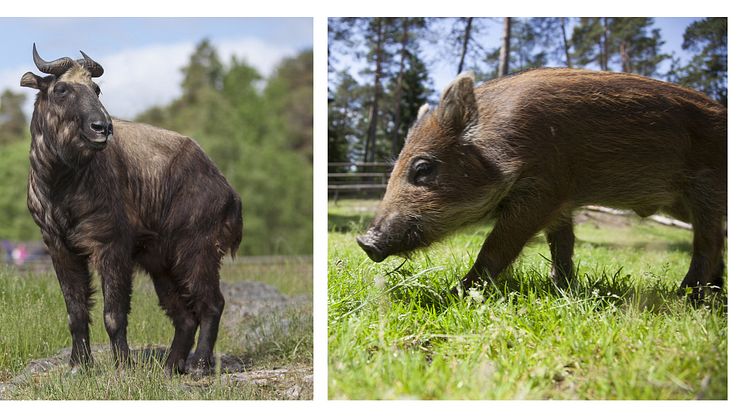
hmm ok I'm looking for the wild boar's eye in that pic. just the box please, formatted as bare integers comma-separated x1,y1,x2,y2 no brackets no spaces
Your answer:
409,158,436,185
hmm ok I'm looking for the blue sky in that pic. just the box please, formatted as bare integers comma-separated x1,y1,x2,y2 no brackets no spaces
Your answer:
0,18,312,118
331,17,703,98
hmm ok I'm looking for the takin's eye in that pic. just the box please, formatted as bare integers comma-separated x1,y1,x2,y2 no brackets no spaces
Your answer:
93,84,101,96
408,157,437,186
52,82,69,97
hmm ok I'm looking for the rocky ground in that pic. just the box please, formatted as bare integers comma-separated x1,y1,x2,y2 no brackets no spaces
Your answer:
0,280,313,400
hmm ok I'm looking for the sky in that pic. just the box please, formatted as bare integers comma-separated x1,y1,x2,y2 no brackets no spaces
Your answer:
331,17,703,99
0,18,312,119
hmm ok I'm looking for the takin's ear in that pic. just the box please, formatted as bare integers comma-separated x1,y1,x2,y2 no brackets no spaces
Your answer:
20,72,46,90
437,71,477,132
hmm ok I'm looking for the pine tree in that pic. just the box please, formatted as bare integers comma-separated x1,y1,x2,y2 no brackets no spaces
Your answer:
328,73,363,166
359,18,395,162
611,18,668,77
388,17,428,158
572,17,667,76
265,50,314,161
670,18,727,106
572,17,610,70
180,39,224,103
498,17,512,77
532,17,574,67
445,17,486,76
0,89,27,145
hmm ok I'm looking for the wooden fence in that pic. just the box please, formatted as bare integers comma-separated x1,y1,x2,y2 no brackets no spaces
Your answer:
328,162,394,200
327,162,693,230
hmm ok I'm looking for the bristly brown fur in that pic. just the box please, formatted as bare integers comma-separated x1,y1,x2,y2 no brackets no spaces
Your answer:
358,68,726,302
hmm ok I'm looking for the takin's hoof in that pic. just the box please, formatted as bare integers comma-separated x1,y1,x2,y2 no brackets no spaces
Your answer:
163,360,188,378
186,355,216,378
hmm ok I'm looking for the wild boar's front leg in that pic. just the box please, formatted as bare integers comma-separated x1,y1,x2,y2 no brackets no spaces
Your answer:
96,244,134,367
455,188,563,294
49,247,94,368
545,215,575,288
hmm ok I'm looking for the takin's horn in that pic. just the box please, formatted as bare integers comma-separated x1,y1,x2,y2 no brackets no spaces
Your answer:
77,50,104,78
32,43,76,76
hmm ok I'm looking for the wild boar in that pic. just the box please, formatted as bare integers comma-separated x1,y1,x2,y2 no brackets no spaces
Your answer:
357,68,726,300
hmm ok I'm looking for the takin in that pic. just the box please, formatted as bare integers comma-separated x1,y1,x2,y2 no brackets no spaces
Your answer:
20,44,243,374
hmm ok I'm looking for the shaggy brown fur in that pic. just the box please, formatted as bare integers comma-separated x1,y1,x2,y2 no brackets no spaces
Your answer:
357,68,726,301
21,47,242,374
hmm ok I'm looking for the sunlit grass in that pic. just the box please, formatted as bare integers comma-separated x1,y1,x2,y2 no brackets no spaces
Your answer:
328,199,727,400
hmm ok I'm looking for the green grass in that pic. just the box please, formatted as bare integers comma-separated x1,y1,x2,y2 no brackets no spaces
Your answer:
0,257,312,399
328,199,727,400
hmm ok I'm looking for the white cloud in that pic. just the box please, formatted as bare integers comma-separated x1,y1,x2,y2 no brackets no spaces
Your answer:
0,36,298,120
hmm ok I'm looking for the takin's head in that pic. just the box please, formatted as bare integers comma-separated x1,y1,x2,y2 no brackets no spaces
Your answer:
20,44,113,161
357,72,515,263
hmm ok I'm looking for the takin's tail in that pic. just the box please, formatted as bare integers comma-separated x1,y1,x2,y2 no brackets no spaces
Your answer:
222,191,243,259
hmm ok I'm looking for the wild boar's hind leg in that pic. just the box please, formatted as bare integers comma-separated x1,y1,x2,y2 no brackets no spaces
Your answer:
50,248,94,367
680,211,725,302
456,187,562,294
98,246,134,367
545,215,575,289
151,273,198,375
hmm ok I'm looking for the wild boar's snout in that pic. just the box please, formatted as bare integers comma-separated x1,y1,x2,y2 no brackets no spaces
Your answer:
356,232,387,263
357,210,398,262
357,208,424,263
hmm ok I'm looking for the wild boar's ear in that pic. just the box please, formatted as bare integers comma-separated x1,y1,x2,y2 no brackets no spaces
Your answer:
417,103,430,120
438,71,476,132
20,72,44,90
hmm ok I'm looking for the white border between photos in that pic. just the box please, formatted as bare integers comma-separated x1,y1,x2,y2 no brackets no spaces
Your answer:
0,0,742,417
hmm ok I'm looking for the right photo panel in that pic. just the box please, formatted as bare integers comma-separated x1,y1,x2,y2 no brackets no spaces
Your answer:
327,17,727,399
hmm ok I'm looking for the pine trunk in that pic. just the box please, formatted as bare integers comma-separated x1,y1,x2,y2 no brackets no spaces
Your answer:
365,19,385,162
498,17,512,77
457,18,473,74
561,17,572,68
600,17,609,71
391,18,409,159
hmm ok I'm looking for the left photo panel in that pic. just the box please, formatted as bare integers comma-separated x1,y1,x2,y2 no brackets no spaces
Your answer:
0,17,313,400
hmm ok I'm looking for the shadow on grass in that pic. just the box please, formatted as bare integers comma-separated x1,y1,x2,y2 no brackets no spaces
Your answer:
384,262,726,315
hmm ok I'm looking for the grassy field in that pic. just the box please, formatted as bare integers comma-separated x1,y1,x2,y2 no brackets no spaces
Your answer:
328,199,727,400
0,256,312,400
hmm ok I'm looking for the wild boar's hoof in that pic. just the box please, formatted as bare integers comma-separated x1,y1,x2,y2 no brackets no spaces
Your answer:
451,274,489,298
356,235,387,263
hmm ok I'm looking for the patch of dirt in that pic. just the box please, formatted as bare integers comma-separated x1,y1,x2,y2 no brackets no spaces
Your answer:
0,280,312,400
574,208,634,229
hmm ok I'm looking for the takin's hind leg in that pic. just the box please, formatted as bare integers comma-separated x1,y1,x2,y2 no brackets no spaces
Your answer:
151,273,198,375
174,248,225,376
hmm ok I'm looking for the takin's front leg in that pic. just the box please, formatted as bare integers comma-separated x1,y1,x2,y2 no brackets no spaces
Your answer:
50,247,95,368
454,188,564,295
96,244,134,367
